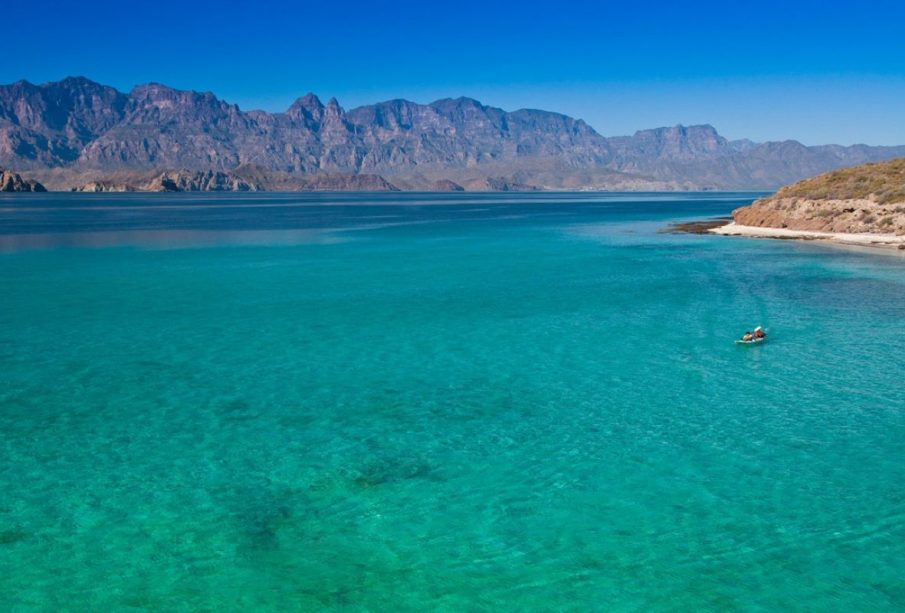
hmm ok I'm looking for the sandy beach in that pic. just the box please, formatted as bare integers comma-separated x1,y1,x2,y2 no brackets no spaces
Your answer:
710,222,905,253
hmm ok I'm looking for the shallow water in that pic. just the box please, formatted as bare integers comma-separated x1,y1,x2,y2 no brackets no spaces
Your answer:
1,192,903,610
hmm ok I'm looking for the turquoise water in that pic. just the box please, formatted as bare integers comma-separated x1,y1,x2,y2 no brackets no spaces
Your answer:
1,192,903,611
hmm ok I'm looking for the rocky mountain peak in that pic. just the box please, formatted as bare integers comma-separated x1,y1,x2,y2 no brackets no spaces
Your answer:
428,96,490,121
0,77,127,163
119,83,245,134
320,98,349,137
288,92,324,112
129,82,175,98
324,97,343,115
617,124,729,160
434,96,484,108
346,98,421,131
286,93,325,127
53,76,106,90
129,83,223,110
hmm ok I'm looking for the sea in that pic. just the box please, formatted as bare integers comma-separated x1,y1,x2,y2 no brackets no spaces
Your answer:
1,192,903,610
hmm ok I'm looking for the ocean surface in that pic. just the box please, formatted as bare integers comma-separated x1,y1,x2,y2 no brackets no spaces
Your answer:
1,192,903,611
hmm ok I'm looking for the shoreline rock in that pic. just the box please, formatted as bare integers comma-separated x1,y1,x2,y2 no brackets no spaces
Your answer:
729,158,905,236
0,168,46,192
73,170,261,192
661,217,732,234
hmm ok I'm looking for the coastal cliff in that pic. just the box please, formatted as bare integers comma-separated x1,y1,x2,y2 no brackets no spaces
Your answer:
74,170,262,192
731,158,905,235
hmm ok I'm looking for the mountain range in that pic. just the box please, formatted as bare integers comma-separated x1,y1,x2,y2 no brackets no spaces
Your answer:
2,76,904,191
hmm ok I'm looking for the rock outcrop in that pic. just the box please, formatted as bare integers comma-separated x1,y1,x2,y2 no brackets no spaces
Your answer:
731,158,905,235
147,170,260,192
3,76,905,191
70,169,398,192
73,180,134,192
73,169,262,192
0,167,46,192
481,177,541,192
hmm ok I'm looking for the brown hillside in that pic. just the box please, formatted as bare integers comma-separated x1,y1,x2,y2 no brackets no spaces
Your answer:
731,158,905,235
772,157,905,205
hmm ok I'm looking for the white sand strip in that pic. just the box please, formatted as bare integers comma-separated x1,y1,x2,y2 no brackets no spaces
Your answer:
709,222,905,250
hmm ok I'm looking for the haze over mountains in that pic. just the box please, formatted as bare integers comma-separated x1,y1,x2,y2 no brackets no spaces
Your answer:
2,76,904,191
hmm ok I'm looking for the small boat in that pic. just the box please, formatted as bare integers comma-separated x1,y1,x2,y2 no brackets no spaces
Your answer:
736,325,766,345
735,337,765,345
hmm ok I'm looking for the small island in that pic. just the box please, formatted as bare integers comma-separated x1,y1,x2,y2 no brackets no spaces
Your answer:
712,158,905,250
0,167,46,192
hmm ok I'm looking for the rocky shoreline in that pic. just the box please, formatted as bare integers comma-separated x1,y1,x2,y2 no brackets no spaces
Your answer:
661,218,732,234
706,158,905,253
0,168,46,192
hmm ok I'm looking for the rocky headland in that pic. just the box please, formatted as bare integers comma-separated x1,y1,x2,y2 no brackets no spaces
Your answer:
73,170,262,192
713,158,905,250
0,167,46,192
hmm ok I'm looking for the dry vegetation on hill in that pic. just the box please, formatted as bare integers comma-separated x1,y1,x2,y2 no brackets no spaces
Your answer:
772,158,905,205
731,158,905,235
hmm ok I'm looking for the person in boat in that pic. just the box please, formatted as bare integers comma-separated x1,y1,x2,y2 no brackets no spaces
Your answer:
741,331,754,342
754,326,765,339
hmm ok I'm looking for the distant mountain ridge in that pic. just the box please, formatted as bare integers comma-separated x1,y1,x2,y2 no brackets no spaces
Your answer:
2,76,904,191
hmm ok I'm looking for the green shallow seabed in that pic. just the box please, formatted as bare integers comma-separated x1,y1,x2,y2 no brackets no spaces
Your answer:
0,193,903,611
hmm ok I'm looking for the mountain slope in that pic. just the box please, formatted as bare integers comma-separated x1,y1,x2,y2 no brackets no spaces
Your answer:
604,125,905,189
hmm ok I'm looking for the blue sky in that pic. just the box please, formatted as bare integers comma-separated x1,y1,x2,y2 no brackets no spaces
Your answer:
4,0,904,145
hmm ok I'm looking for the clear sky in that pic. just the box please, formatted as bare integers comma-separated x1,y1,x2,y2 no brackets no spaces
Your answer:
4,0,904,145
